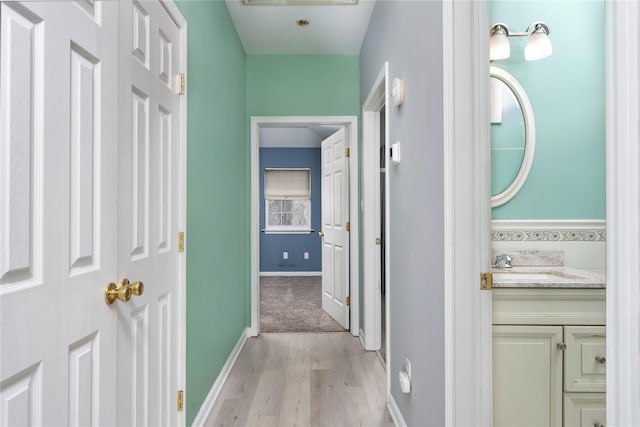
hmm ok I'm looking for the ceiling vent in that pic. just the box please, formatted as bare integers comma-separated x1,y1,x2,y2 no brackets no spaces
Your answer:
243,0,357,5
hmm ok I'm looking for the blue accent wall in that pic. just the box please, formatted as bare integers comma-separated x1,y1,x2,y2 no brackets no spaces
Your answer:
260,148,322,272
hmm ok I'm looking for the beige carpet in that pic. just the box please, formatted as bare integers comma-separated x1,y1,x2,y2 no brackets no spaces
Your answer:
260,276,345,333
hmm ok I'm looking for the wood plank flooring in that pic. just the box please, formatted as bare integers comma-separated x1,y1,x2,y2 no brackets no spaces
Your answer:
203,332,393,427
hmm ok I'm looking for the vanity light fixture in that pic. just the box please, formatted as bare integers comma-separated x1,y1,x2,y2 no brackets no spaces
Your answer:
489,21,552,61
524,22,553,61
489,24,510,61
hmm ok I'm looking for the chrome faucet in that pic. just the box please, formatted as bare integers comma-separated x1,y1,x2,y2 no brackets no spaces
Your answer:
494,254,514,269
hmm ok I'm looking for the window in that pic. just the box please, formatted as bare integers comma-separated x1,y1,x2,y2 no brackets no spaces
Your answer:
264,168,311,233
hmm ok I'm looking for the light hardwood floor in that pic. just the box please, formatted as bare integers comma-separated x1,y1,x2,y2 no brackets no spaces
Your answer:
203,332,393,427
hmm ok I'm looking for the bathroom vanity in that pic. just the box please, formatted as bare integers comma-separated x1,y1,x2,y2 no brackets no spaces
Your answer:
492,267,606,427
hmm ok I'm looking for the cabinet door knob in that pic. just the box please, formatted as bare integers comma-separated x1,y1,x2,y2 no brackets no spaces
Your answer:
595,356,606,364
557,342,567,351
594,423,604,427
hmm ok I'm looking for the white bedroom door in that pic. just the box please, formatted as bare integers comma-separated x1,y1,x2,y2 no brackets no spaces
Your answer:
320,128,350,329
0,2,119,425
115,1,182,425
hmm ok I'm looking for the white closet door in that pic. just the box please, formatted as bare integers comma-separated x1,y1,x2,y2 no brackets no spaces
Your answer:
0,2,119,425
116,1,182,425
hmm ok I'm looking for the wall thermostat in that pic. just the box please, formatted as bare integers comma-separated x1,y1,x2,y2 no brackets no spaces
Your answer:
390,142,401,165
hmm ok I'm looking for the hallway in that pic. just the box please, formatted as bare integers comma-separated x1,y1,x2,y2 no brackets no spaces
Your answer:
203,333,393,427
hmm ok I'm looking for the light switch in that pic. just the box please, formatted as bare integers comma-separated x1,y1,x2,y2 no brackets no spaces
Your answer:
283,252,288,260
304,252,309,260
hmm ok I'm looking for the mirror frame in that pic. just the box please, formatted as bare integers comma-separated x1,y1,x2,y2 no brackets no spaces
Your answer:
490,66,536,208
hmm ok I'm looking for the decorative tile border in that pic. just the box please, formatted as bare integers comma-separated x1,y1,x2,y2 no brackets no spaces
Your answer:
491,220,606,242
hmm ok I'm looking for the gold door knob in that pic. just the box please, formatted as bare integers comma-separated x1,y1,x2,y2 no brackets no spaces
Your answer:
105,282,132,305
318,231,325,238
122,278,144,296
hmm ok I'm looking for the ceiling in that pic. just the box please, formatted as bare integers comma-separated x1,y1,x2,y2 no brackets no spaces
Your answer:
260,126,342,148
224,0,376,54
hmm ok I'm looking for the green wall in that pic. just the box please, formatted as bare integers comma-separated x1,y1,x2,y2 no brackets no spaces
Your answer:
246,53,360,340
169,14,360,423
247,55,360,116
175,2,248,425
490,0,605,219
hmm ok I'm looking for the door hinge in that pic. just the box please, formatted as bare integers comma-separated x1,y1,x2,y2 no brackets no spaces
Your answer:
480,272,493,290
345,148,350,158
178,231,185,253
177,390,184,412
179,74,185,95
346,296,350,306
346,222,351,232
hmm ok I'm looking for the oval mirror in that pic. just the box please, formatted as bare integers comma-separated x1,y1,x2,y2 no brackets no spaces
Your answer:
490,66,536,208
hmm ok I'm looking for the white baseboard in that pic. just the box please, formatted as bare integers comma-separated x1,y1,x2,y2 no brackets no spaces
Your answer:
191,327,249,427
388,393,407,427
259,271,322,277
359,328,366,349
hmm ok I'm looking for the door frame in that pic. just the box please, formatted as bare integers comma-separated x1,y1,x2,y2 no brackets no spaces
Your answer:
249,116,359,337
447,0,640,425
605,1,640,424
443,1,492,425
361,62,389,356
156,3,188,426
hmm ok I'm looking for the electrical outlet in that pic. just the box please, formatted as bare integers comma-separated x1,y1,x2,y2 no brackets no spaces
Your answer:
283,252,288,260
304,252,309,260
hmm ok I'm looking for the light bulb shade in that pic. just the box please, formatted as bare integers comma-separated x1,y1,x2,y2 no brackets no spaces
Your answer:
525,29,552,61
490,31,510,61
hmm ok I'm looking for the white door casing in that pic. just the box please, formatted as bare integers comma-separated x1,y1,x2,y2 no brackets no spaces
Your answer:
0,2,118,425
361,63,388,352
320,128,350,329
117,1,183,425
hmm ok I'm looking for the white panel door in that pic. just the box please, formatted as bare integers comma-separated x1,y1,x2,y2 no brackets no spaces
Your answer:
320,128,349,329
116,1,182,425
0,2,118,425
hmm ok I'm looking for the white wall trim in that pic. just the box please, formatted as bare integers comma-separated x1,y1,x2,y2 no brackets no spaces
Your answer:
358,328,366,349
443,1,492,426
606,1,640,425
492,220,606,231
190,328,249,427
387,393,407,427
259,271,322,277
361,63,389,353
250,116,359,337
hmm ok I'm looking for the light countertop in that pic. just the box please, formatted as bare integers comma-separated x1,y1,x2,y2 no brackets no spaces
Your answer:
492,266,605,289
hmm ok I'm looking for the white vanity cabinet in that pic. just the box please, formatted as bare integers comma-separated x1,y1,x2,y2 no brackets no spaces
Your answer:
492,288,606,427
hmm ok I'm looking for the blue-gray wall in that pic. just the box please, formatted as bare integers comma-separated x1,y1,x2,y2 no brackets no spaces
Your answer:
259,148,322,272
360,1,445,425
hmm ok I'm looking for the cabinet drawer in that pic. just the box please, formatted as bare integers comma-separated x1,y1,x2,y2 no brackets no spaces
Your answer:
565,326,606,392
564,393,606,427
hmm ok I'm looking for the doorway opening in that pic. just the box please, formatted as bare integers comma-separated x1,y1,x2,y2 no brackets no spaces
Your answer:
361,62,390,382
257,124,345,333
249,116,359,337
